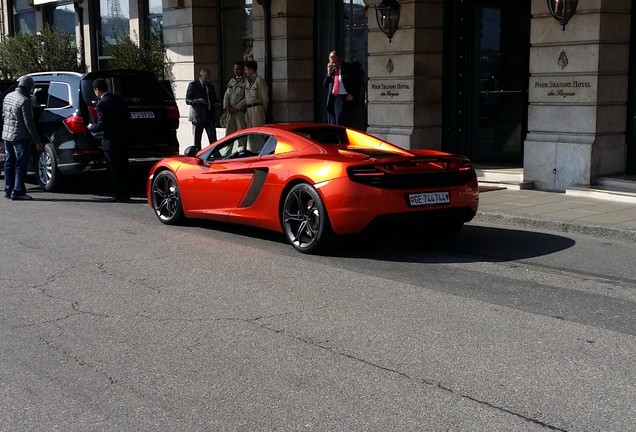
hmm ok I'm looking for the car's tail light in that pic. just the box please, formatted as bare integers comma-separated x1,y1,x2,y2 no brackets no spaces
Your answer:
64,113,86,134
166,105,180,120
453,158,473,171
348,166,386,177
88,105,98,122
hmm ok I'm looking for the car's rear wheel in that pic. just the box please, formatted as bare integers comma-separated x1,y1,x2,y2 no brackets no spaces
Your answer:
37,144,62,191
151,170,184,225
282,183,333,254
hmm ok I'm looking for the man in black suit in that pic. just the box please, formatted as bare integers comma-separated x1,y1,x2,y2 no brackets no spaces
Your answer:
186,68,218,149
87,78,130,202
323,50,362,127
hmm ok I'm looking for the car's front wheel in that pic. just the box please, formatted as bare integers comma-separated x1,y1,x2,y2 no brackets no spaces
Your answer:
282,183,333,254
37,144,62,191
151,170,184,225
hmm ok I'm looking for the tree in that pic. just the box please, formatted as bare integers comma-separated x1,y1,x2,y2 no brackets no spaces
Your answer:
0,25,82,79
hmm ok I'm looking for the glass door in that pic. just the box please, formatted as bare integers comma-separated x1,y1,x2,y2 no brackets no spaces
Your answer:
443,0,530,163
472,4,529,162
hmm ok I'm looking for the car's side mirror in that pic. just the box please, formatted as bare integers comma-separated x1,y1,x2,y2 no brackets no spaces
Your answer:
184,146,199,157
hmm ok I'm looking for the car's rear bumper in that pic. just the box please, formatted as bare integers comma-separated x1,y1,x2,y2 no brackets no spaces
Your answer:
316,175,479,235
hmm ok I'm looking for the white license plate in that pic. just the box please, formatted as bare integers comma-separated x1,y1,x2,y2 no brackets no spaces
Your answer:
408,191,450,206
130,111,155,119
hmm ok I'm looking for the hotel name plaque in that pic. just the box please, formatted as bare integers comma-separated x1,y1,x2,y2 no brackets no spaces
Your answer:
530,78,595,103
369,82,413,101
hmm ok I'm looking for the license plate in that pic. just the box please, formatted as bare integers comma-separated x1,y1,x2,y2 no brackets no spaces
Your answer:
408,191,450,207
130,111,155,119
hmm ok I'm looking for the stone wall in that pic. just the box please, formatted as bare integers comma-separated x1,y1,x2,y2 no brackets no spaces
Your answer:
163,0,221,150
367,0,444,150
525,0,631,191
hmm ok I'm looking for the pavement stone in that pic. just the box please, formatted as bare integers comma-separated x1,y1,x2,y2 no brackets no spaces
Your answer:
473,188,636,242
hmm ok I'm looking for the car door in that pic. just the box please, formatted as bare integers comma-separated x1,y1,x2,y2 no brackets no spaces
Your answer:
181,133,269,218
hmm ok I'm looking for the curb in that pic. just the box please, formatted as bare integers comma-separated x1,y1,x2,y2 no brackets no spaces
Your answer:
473,211,636,243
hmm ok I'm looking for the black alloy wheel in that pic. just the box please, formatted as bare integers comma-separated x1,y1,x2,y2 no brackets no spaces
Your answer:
151,170,184,225
282,183,333,254
37,144,61,191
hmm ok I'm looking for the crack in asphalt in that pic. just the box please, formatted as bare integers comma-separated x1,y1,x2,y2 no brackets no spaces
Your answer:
248,318,571,432
24,279,571,432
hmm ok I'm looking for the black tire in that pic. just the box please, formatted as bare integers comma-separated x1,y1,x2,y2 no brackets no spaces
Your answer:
282,183,333,254
37,144,62,191
151,170,184,225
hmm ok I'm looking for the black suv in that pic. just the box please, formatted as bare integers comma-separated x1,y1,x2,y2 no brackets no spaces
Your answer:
2,70,180,191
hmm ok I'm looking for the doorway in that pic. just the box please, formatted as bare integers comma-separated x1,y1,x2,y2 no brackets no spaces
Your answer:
443,0,530,163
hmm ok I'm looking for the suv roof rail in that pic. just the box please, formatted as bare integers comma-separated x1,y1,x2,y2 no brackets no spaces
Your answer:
27,71,84,78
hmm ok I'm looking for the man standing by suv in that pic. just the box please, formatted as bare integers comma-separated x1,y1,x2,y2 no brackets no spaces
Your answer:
2,75,43,200
87,78,130,202
186,68,218,150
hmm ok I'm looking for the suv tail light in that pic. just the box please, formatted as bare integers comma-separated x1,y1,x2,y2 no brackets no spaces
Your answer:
166,105,180,120
88,105,98,122
64,112,86,134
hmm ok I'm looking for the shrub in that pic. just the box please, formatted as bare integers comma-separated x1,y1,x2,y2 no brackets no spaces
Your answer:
107,31,172,80
0,25,82,79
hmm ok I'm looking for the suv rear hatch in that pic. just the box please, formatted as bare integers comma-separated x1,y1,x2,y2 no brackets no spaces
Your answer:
81,70,180,159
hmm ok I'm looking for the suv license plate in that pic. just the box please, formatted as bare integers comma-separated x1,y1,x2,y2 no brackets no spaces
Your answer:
130,111,155,119
408,191,450,207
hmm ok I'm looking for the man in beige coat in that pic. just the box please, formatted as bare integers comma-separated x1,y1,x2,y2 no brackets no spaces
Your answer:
223,61,247,135
244,60,269,127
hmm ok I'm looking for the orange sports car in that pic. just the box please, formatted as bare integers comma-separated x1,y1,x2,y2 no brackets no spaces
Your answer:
147,123,479,254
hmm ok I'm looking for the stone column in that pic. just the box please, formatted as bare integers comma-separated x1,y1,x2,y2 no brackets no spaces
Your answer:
250,0,314,122
367,0,444,150
525,0,631,191
163,0,220,150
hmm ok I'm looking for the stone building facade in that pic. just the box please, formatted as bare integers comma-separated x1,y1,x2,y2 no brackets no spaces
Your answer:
0,0,634,192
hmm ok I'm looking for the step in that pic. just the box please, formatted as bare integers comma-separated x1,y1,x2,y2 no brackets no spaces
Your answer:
566,185,636,204
597,176,636,192
478,180,535,191
475,166,532,190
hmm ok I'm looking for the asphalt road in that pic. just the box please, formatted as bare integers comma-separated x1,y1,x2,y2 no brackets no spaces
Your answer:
1,174,635,431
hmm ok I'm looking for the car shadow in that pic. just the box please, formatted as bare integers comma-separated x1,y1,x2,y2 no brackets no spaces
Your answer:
329,224,576,263
183,218,575,264
17,164,151,203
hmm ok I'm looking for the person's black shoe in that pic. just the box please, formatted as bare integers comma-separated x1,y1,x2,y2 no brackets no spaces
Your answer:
11,194,33,201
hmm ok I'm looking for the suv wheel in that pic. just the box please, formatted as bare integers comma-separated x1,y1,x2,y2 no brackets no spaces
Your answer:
37,144,62,191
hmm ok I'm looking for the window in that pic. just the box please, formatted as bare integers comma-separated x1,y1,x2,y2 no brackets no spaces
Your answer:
47,82,72,109
147,0,163,41
98,0,131,69
47,2,77,35
343,0,368,71
206,133,270,161
11,0,36,34
32,85,50,109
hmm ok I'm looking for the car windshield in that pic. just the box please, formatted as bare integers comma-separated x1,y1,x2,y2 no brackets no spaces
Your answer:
81,73,174,105
291,127,349,145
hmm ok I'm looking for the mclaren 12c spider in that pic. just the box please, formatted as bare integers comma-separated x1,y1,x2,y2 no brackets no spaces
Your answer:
147,123,479,254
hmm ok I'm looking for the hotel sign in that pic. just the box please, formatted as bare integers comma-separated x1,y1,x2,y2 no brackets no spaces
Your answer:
529,78,596,103
369,81,413,102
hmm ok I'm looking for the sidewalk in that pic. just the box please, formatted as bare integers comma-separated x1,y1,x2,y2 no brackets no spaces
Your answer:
473,187,636,242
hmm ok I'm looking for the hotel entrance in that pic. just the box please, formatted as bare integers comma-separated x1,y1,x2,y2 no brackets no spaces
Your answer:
443,0,530,163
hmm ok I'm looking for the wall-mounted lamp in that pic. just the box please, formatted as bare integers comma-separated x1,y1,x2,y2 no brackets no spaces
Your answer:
375,0,400,42
547,0,577,31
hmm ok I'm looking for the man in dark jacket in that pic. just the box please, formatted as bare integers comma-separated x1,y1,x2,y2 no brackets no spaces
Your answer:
186,68,218,149
323,50,363,127
2,75,43,200
87,78,130,202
